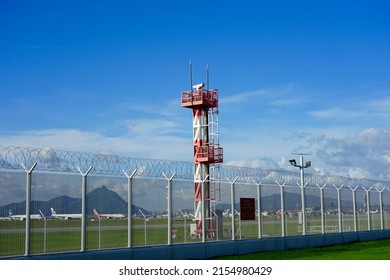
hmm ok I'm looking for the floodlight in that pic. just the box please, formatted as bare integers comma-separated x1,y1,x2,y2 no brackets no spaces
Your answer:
193,83,204,90
290,153,311,236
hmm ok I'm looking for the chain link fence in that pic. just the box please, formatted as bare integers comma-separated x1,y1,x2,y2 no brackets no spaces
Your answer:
1,146,390,258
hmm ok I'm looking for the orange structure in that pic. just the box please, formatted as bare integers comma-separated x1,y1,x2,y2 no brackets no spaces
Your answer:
181,82,223,234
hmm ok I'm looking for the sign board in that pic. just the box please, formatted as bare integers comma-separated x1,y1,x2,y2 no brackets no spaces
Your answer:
240,198,256,220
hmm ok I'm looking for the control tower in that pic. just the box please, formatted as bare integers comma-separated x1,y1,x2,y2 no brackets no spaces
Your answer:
181,66,223,236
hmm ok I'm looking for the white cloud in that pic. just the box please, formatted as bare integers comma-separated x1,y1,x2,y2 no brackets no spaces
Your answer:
308,107,362,120
119,119,178,137
220,89,269,104
0,129,104,151
222,126,390,182
365,94,390,119
347,168,371,179
305,128,390,180
220,84,298,105
0,127,191,161
307,89,390,124
225,157,281,170
125,98,182,118
2,79,390,186
220,84,307,107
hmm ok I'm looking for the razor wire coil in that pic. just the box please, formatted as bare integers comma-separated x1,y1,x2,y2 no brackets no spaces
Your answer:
1,146,389,190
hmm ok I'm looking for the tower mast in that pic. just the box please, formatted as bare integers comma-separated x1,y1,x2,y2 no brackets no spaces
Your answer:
181,65,223,237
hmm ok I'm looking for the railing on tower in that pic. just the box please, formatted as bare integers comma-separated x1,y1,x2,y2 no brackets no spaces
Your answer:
181,89,218,108
181,85,223,235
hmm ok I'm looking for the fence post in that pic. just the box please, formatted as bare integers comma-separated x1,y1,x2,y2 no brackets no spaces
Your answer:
163,172,176,245
297,181,308,235
253,178,265,238
201,175,210,242
387,188,390,229
124,169,137,248
229,177,239,241
78,166,93,252
348,185,359,231
376,187,385,230
22,163,37,257
316,183,327,234
276,180,287,237
363,187,372,230
333,184,343,232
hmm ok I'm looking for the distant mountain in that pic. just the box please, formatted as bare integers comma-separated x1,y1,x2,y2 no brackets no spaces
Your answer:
48,195,81,214
87,186,126,214
215,193,363,212
0,186,148,218
0,186,365,218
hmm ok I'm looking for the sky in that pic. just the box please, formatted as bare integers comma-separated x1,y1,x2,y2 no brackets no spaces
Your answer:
1,0,390,181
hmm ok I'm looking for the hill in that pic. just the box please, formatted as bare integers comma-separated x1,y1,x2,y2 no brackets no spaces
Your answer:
216,192,362,213
0,185,148,218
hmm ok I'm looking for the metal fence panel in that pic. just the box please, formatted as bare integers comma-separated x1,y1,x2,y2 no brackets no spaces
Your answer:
0,171,26,257
1,146,390,258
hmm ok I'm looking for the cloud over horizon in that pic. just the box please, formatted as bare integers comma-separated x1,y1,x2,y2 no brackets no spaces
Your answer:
1,126,390,182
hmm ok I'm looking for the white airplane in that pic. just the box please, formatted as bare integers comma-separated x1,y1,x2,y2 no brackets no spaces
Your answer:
51,208,82,220
326,209,339,215
0,215,11,221
222,209,230,217
93,208,125,219
178,209,194,218
261,211,269,216
8,210,43,221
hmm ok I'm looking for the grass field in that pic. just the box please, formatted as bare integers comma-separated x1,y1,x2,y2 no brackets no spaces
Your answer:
214,238,390,260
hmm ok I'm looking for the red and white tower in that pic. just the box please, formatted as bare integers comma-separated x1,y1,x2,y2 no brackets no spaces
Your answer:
181,69,223,235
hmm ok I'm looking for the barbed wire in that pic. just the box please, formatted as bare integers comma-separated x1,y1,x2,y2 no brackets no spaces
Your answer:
0,146,193,179
1,146,389,190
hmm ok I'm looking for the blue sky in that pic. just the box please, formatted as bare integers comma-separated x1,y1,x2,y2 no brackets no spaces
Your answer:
1,0,390,181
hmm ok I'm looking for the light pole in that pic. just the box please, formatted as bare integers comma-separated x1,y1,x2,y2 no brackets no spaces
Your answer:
139,209,149,246
289,153,311,235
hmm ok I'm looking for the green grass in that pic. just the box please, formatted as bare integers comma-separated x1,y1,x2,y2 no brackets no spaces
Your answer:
1,215,389,258
0,218,210,257
214,238,390,260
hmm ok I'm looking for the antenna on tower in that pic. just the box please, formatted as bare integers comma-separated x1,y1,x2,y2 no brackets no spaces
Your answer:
206,64,209,90
189,59,193,92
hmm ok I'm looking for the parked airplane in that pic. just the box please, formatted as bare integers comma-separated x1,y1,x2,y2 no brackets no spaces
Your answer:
261,211,269,216
93,208,125,219
50,208,82,220
178,209,194,218
326,209,339,215
8,210,43,221
222,209,230,217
